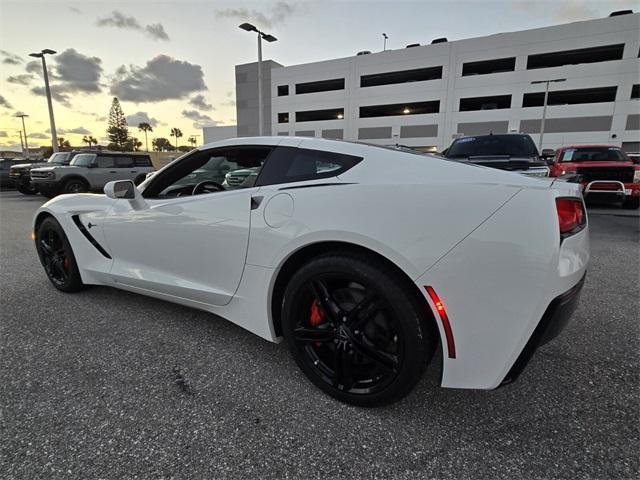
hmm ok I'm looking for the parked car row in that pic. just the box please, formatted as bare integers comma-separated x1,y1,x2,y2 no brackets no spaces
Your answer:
438,133,639,209
9,151,154,198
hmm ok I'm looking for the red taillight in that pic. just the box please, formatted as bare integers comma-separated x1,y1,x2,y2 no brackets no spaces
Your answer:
424,286,456,359
556,197,586,236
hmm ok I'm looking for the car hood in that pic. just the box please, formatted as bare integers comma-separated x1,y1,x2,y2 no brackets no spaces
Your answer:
11,162,46,170
31,165,82,173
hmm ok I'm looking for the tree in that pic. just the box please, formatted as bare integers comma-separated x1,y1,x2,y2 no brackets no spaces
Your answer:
57,137,71,150
152,137,173,152
177,145,192,152
107,97,129,151
170,127,183,150
124,137,143,152
82,135,98,148
138,122,153,152
188,136,197,148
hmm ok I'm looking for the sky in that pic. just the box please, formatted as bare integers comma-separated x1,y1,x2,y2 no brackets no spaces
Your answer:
0,0,635,152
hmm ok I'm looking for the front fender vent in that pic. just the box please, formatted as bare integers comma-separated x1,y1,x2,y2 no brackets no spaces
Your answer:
71,215,112,259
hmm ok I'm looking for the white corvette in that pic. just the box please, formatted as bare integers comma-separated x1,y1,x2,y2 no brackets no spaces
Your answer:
33,137,589,406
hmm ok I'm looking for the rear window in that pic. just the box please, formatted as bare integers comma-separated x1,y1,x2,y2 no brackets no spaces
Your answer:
114,156,134,168
134,156,152,167
447,135,539,158
561,147,629,162
256,146,362,186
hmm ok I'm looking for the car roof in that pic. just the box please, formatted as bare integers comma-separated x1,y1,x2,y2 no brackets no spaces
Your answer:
557,144,622,150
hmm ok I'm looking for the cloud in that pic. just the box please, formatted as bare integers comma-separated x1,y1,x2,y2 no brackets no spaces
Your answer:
52,127,92,135
111,55,207,102
0,95,12,109
69,6,82,14
0,50,23,65
30,133,50,139
25,61,42,75
27,49,103,107
189,94,213,111
126,111,159,127
6,74,36,86
182,109,218,128
216,1,297,28
96,11,170,41
53,48,103,93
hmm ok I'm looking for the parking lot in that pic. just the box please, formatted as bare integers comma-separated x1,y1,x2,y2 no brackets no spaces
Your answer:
0,190,638,479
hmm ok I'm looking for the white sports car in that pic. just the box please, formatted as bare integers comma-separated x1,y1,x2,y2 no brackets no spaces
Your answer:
33,137,589,406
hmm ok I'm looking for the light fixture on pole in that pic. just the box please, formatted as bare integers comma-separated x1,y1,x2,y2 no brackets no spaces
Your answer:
15,113,29,159
29,49,59,152
239,23,277,136
531,78,566,150
383,33,389,51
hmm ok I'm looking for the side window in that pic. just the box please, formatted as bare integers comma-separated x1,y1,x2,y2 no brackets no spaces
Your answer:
134,156,152,167
115,156,134,168
143,146,273,198
256,146,362,186
96,156,115,168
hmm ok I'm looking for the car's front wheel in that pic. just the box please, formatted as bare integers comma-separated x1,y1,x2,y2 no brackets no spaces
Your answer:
63,178,88,194
282,252,437,406
35,216,85,292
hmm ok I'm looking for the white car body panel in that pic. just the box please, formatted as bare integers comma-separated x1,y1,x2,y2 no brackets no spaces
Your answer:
33,137,589,390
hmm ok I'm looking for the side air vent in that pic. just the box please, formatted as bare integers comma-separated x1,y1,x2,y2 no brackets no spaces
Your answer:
72,215,112,259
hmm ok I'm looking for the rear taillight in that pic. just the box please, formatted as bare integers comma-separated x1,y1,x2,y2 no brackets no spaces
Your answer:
556,197,586,238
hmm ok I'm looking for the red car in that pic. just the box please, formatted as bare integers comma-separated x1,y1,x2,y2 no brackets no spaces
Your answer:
549,145,640,209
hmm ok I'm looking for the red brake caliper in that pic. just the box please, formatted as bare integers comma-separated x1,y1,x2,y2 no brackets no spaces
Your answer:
63,257,70,270
310,300,326,347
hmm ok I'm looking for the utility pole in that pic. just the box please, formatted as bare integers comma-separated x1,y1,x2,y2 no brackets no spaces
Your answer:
531,78,566,150
29,49,59,152
15,113,29,159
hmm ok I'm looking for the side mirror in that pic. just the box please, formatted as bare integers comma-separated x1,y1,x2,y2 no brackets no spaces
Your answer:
87,162,97,168
104,180,148,210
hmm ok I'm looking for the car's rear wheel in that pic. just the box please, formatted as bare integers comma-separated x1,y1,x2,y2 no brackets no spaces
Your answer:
622,197,639,210
63,178,88,194
281,253,437,406
17,184,38,195
36,217,84,292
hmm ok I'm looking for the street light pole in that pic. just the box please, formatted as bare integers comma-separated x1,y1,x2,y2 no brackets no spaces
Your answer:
531,78,566,150
383,33,389,51
239,23,277,137
29,49,59,152
15,113,29,159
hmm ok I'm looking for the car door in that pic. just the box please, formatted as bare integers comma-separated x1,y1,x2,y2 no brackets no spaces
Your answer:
90,155,117,188
100,146,273,306
113,156,138,181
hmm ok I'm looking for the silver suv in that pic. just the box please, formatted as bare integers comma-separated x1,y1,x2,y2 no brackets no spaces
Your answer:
30,151,154,197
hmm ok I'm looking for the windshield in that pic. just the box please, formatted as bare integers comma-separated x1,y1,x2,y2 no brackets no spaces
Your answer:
560,147,629,162
47,152,70,164
70,153,96,167
447,135,539,158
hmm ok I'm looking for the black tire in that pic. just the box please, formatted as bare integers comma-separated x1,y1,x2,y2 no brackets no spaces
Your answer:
134,174,146,186
35,216,85,292
62,178,88,194
17,184,38,195
38,187,58,199
281,252,437,407
622,197,639,210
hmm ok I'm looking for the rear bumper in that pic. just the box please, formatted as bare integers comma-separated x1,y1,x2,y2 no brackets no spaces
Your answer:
501,273,585,385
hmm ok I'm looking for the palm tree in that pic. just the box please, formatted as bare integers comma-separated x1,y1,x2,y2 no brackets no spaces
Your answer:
170,128,183,151
58,137,71,150
82,135,98,148
138,122,153,152
188,136,197,148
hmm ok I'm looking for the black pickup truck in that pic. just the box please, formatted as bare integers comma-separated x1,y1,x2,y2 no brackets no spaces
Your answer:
443,133,552,178
9,151,76,194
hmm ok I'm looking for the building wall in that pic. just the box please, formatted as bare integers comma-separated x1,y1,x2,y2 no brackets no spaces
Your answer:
235,60,282,136
265,13,639,151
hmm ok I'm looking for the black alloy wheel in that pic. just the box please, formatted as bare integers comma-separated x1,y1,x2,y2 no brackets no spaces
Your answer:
63,179,88,194
36,217,84,292
282,253,436,406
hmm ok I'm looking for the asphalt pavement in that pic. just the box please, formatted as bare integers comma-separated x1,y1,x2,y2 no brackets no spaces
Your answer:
1,190,638,479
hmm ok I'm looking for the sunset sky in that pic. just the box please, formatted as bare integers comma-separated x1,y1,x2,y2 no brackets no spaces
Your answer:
0,0,634,152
